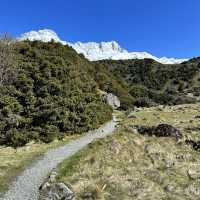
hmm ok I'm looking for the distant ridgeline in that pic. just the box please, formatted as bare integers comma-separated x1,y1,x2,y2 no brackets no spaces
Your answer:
0,39,200,147
0,41,113,147
96,58,200,107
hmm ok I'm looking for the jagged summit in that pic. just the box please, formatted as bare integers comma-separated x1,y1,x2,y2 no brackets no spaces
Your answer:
18,29,188,64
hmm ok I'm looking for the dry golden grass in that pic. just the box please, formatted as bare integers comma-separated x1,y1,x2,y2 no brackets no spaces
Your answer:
57,103,200,200
0,135,78,192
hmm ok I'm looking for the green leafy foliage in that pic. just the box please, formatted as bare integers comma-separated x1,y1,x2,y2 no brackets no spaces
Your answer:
0,41,112,147
90,62,135,109
97,59,200,106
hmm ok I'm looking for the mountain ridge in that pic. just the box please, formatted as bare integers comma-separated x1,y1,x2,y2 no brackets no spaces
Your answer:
18,29,188,64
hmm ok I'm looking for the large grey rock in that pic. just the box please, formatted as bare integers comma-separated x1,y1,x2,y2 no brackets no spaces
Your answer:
103,93,120,109
39,171,75,200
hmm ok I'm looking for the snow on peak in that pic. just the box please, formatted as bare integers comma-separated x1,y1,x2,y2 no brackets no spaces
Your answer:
18,29,67,45
18,29,188,64
68,41,128,61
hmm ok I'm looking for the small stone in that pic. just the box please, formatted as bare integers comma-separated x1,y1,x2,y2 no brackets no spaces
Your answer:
186,140,200,151
195,115,200,119
49,174,57,183
188,166,200,179
127,114,137,119
164,184,176,192
185,183,200,196
82,192,93,199
110,140,121,154
165,159,175,168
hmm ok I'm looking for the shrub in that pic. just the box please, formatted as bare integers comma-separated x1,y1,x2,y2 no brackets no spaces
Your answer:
39,125,60,143
134,97,155,107
0,41,113,147
129,85,149,98
97,59,200,106
3,128,29,147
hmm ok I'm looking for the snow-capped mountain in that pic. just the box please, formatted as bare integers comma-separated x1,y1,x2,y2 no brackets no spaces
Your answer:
18,29,67,45
18,29,188,64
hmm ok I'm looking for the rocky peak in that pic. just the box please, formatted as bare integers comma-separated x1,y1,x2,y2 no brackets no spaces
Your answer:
18,29,188,64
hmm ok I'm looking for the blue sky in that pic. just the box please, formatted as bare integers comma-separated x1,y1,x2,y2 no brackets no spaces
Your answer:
0,0,199,58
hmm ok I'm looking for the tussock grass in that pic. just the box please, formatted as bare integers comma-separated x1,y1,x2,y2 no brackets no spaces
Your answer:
57,103,200,200
0,135,78,192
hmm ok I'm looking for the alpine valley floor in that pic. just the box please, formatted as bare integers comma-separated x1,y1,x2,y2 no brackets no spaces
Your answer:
55,103,200,200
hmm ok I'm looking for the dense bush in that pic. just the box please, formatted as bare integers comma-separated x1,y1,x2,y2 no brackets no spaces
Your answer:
90,63,135,109
1,39,199,146
133,97,156,107
97,58,200,106
0,41,112,147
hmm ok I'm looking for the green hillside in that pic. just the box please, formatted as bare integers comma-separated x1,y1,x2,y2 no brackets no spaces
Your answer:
90,62,135,109
1,39,200,147
0,40,113,147
97,59,200,106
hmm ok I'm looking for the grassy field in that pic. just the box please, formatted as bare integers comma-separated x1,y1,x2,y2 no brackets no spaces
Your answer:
56,103,200,200
0,135,78,192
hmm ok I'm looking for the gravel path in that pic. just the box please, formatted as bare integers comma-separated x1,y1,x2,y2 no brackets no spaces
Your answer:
0,116,118,200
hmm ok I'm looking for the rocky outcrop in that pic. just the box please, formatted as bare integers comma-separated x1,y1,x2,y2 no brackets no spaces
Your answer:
154,124,183,139
103,93,120,109
186,140,200,151
135,124,182,140
39,171,75,200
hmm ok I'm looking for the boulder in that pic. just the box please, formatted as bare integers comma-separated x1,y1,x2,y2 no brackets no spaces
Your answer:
103,93,120,109
136,125,155,136
39,171,75,200
185,140,200,151
154,124,183,139
135,124,182,140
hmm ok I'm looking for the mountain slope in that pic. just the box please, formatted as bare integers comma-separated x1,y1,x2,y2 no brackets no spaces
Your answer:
18,29,200,107
18,29,187,64
0,40,113,147
70,41,187,64
97,59,200,106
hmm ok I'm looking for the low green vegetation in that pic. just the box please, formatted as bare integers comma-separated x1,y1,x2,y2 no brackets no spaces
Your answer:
0,40,112,147
1,37,200,199
97,59,200,106
56,103,200,200
1,38,200,147
91,63,135,109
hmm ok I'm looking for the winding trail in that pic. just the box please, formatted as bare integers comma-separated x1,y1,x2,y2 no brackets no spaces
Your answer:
0,116,118,200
